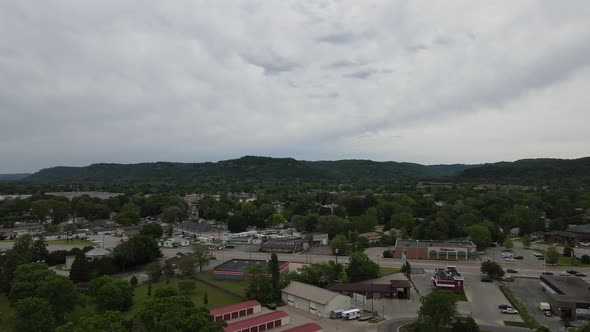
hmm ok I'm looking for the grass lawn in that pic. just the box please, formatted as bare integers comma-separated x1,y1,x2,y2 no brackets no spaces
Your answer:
48,239,94,246
195,271,246,297
504,321,532,328
539,250,590,267
0,294,14,332
128,278,242,317
379,267,401,276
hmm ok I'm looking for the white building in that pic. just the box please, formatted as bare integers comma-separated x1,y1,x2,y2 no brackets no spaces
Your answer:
281,281,351,318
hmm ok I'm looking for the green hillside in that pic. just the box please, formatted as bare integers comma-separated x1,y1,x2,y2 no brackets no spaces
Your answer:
22,156,590,186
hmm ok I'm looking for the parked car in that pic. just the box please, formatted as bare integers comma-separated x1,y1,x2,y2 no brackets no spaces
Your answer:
501,307,519,314
567,270,579,275
576,273,587,277
502,276,515,282
514,256,524,260
507,269,518,273
560,271,570,276
537,256,545,260
481,275,492,282
541,272,554,275
505,258,515,262
498,304,513,310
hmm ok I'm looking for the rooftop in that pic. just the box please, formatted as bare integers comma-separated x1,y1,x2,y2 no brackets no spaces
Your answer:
434,267,463,281
395,239,475,248
214,259,288,272
545,231,578,238
209,300,260,316
282,281,343,305
541,276,590,302
566,224,590,234
224,311,288,332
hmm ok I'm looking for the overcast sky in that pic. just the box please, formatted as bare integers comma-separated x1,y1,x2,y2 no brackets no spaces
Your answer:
1,1,590,173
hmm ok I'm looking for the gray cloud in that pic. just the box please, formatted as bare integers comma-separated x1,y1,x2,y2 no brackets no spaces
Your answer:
0,1,590,172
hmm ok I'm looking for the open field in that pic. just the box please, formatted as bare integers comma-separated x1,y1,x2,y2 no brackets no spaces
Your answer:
379,267,401,276
127,277,242,317
195,270,246,297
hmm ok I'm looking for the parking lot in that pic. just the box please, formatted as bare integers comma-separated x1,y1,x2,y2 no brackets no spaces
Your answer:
410,265,524,327
509,278,565,331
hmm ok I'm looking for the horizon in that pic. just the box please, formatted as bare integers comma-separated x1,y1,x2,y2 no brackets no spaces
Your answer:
1,2,589,173
4,154,589,175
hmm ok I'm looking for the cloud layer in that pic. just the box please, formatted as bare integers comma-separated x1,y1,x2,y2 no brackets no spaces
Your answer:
1,1,590,172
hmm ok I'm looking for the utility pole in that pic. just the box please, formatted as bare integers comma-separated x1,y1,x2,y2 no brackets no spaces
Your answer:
371,283,374,316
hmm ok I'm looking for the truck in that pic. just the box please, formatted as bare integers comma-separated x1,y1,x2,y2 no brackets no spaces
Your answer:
330,309,344,319
539,302,552,316
341,308,361,320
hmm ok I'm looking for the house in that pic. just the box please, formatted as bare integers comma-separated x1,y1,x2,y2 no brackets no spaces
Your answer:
530,231,545,241
509,228,520,237
281,281,351,318
544,231,579,246
164,256,181,269
210,300,261,322
359,232,382,244
310,233,329,246
566,224,590,241
85,248,111,261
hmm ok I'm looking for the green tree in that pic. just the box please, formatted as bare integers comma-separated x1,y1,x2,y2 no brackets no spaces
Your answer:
49,199,69,224
383,250,393,258
564,246,574,258
546,245,560,264
282,261,343,288
69,252,90,283
140,223,164,238
245,265,272,304
90,276,134,311
129,276,138,288
522,234,532,248
147,283,152,297
163,264,175,279
0,250,29,293
503,237,514,249
417,290,459,331
451,316,480,332
177,280,196,296
154,286,179,298
179,255,196,277
268,253,281,302
346,252,379,282
204,292,208,305
116,203,141,225
13,297,55,332
191,244,212,273
147,262,162,283
32,200,51,222
31,237,49,263
37,274,80,322
466,225,492,250
331,234,348,256
13,234,34,261
135,296,224,332
113,235,161,271
54,311,129,332
162,206,184,224
480,260,505,280
581,255,590,264
9,263,53,303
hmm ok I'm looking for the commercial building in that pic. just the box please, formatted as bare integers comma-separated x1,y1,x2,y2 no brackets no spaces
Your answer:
431,267,464,293
544,231,579,246
260,240,305,253
281,323,323,332
392,239,477,260
281,281,351,318
224,311,289,332
540,275,590,320
210,300,261,322
327,280,411,299
213,259,289,280
566,224,590,241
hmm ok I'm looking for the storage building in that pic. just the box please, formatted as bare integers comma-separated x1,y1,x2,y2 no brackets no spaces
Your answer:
210,300,261,322
392,239,477,260
281,281,351,318
540,275,590,320
224,311,289,332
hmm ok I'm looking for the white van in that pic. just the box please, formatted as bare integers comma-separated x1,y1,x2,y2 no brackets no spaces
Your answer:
341,309,361,320
330,309,344,319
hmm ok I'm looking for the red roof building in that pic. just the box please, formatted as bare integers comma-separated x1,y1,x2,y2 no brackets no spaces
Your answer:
224,311,289,332
281,323,323,332
210,300,261,322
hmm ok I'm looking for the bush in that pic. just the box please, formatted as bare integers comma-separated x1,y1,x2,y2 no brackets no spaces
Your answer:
582,255,590,264
383,250,393,258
